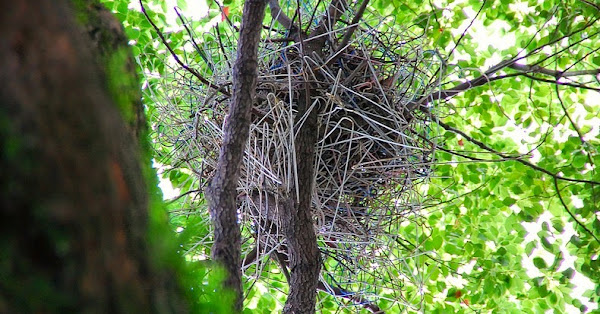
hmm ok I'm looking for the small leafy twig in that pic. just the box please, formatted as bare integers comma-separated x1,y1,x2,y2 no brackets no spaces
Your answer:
444,0,487,71
213,0,239,31
553,178,600,244
139,0,230,96
174,7,215,73
431,116,600,186
519,73,600,91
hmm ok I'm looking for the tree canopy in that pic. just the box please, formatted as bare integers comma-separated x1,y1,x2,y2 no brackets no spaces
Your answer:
100,0,600,312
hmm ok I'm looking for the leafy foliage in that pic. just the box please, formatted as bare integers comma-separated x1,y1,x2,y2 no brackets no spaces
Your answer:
103,0,600,312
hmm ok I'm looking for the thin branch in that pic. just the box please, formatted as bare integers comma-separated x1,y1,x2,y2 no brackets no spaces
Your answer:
519,73,600,91
555,86,586,145
414,57,600,111
416,15,600,107
167,188,202,204
139,0,231,96
309,0,347,43
269,0,297,30
508,63,600,78
579,0,600,10
438,0,486,83
559,45,600,76
242,246,258,267
520,16,600,61
214,24,233,76
451,0,486,59
304,0,324,33
412,58,517,107
275,251,291,282
317,281,384,313
213,0,239,31
555,84,598,204
553,178,600,244
337,0,370,52
175,7,215,73
430,115,600,186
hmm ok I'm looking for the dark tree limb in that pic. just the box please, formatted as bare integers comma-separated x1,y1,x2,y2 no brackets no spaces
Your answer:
337,0,370,51
579,0,600,10
414,16,600,108
306,0,347,52
278,2,349,313
413,55,600,111
242,246,259,268
519,73,600,91
275,251,292,282
508,62,600,78
204,0,268,311
269,0,297,30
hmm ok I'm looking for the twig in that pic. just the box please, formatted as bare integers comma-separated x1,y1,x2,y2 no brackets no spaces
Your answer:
175,7,215,73
269,0,297,30
579,0,600,10
337,0,370,52
509,59,600,79
213,0,239,31
441,0,486,79
139,0,231,96
430,114,600,186
553,178,600,244
309,0,347,45
317,281,384,313
519,73,600,91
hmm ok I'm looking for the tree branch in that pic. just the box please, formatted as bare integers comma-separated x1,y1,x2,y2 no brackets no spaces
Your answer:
204,0,268,311
337,0,369,52
306,0,347,51
579,0,600,10
139,0,230,96
553,178,600,244
520,73,600,91
269,0,297,30
508,63,600,78
430,115,600,186
317,281,384,313
213,0,239,31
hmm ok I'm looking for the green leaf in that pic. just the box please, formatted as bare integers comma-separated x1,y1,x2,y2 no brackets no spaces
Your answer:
533,257,547,269
502,197,517,206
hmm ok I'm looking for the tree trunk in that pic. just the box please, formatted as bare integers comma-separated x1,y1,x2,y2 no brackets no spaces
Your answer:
205,0,268,311
280,1,347,312
0,1,185,312
282,89,322,314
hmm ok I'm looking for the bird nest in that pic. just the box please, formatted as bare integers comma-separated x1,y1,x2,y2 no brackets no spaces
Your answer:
148,1,444,311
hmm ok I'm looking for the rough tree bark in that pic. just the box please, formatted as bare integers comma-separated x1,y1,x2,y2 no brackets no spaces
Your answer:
205,0,268,311
271,1,347,313
0,1,185,312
